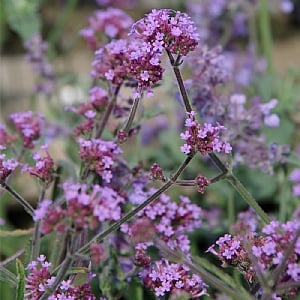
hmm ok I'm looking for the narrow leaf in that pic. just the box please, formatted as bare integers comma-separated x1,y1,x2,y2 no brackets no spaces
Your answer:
0,265,17,287
0,229,33,237
15,259,25,300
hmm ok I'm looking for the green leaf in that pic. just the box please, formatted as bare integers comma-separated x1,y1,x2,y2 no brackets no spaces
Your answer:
0,265,17,287
0,229,33,238
193,256,238,289
15,259,25,300
4,0,41,41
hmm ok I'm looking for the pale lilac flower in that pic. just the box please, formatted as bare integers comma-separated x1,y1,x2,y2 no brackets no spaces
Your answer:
33,199,52,222
10,111,43,149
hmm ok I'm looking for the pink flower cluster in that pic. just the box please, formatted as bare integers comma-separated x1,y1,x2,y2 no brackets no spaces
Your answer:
195,174,210,194
10,111,43,149
90,9,200,97
141,259,207,298
0,146,19,181
208,221,300,298
91,39,164,97
121,193,202,253
130,9,199,56
149,163,165,181
289,168,300,197
34,182,125,234
23,144,55,184
25,254,95,300
180,111,232,155
78,138,121,182
80,8,133,50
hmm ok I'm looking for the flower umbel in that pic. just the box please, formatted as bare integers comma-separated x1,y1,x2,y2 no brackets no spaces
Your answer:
180,111,232,156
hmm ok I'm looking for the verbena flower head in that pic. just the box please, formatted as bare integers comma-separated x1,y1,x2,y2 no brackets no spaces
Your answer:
122,193,202,253
0,146,19,181
180,111,232,156
80,8,133,50
195,174,210,194
141,259,207,298
25,254,95,300
91,38,164,97
130,9,199,56
37,182,125,234
78,138,122,183
10,111,43,149
208,220,300,297
23,144,55,184
89,86,109,110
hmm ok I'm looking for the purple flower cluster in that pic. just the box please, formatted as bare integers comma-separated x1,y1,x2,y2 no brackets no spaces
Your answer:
130,9,199,56
195,174,211,194
208,221,300,298
0,146,19,181
78,138,121,182
91,39,164,97
180,111,232,156
34,182,125,234
289,168,300,197
149,163,165,181
141,259,207,298
24,34,55,96
25,254,95,300
23,144,55,184
80,8,133,50
122,193,202,253
10,111,43,149
90,9,199,97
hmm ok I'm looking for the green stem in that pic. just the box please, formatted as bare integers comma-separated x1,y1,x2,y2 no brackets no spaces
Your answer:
77,154,194,254
0,182,34,217
278,168,289,222
209,152,229,174
227,174,270,224
31,184,47,261
123,98,140,133
167,50,192,113
167,52,270,224
227,189,235,226
258,0,273,73
95,85,120,139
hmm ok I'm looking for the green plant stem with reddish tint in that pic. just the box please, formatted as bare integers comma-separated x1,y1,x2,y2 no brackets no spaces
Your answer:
0,181,34,217
167,52,271,224
31,184,47,261
122,97,140,133
77,154,195,254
